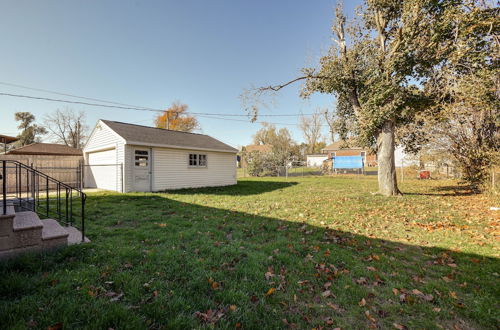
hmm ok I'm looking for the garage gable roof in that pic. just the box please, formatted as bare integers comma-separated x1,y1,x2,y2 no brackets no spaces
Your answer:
6,143,82,156
101,120,237,153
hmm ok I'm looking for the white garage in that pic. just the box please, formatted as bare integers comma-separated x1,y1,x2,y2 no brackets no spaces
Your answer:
84,148,120,191
306,154,328,167
83,120,237,192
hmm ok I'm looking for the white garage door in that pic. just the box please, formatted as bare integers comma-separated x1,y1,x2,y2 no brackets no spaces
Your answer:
85,149,119,191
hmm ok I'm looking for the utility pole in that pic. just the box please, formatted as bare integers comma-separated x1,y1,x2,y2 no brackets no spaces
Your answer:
76,121,80,148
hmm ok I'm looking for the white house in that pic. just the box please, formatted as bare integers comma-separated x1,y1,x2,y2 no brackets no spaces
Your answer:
83,120,238,192
306,154,328,167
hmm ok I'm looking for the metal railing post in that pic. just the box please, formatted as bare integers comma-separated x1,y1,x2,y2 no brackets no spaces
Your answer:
81,194,85,242
57,182,61,220
46,176,49,217
2,160,6,215
2,160,87,244
65,187,69,225
31,165,36,212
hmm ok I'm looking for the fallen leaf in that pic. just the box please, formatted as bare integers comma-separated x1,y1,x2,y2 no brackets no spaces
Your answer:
365,310,376,323
322,290,332,298
194,309,225,324
442,276,453,283
359,298,366,306
265,288,276,296
110,292,124,302
229,305,237,311
449,291,458,299
265,271,274,280
48,323,63,330
393,323,407,329
412,289,423,296
327,302,340,311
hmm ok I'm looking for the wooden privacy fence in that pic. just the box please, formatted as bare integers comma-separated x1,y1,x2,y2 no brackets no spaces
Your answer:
0,155,83,192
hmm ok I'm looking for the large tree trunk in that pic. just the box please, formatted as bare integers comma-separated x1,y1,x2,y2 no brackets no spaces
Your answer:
376,120,401,196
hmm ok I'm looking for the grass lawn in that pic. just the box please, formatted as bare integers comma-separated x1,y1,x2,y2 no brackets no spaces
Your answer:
1,177,499,329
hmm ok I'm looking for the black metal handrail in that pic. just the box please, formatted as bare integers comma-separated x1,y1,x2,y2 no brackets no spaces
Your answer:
1,160,87,242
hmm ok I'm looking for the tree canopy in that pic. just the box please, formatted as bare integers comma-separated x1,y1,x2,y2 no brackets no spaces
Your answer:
43,108,89,149
154,102,200,132
245,0,498,195
14,112,47,147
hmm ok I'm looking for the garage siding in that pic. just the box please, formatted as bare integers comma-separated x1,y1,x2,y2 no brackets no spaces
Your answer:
83,121,125,192
123,145,134,193
152,147,236,191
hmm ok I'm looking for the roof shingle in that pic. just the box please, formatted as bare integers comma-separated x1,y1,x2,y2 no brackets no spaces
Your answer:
7,143,82,156
101,120,237,153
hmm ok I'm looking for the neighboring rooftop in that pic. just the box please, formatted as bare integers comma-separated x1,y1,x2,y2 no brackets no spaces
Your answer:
6,143,82,156
0,134,19,145
101,120,238,153
322,139,363,152
242,144,273,153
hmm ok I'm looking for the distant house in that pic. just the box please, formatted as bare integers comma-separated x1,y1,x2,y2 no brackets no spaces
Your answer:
0,143,84,188
0,134,18,153
242,144,273,153
83,120,237,192
4,143,82,156
239,144,273,168
321,140,377,167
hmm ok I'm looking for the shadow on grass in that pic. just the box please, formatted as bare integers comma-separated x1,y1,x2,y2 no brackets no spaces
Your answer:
163,180,298,196
405,184,477,197
0,192,497,329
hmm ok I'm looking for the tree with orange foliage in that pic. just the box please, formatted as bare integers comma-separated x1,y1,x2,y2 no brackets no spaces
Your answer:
154,102,200,132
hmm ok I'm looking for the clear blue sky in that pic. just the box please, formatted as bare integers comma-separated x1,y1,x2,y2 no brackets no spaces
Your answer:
0,0,362,148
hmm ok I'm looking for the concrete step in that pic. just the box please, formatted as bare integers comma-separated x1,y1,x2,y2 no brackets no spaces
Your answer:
0,207,16,238
41,219,69,249
65,226,91,245
13,211,43,232
11,212,43,249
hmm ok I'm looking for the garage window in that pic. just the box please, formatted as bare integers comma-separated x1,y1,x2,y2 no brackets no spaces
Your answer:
189,154,207,167
135,150,149,167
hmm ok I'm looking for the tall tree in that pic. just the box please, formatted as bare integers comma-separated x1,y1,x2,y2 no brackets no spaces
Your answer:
299,110,323,154
14,112,47,146
252,122,294,149
155,102,200,132
43,108,89,149
419,1,499,189
252,122,298,164
245,1,451,196
324,95,358,143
